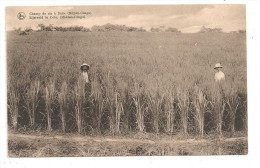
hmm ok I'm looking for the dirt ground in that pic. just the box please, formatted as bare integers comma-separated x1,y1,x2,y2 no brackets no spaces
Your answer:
8,132,248,157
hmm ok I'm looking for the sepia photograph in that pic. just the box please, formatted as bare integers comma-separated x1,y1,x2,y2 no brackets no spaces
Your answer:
5,4,248,157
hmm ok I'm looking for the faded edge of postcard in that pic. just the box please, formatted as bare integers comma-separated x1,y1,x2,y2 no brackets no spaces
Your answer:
2,1,259,168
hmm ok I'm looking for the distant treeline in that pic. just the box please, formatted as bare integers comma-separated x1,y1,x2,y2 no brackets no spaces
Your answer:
14,23,182,35
13,24,246,35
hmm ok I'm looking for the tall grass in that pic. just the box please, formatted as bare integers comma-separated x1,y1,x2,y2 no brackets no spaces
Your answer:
147,90,165,134
8,87,20,130
115,91,124,135
165,90,175,134
242,99,248,131
24,80,40,128
132,82,146,133
91,75,105,134
103,72,117,135
211,87,226,137
177,89,190,136
226,88,240,135
57,81,68,132
193,87,208,137
73,78,86,133
44,80,56,131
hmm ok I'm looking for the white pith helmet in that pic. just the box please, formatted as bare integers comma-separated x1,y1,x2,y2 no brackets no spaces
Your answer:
214,63,223,69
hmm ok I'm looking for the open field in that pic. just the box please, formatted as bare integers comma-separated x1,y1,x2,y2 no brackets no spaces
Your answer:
7,31,247,156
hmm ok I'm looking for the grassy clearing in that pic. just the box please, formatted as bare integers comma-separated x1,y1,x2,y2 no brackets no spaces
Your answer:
8,132,247,157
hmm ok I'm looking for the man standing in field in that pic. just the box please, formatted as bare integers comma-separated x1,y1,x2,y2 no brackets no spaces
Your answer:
80,63,91,97
214,63,225,82
80,63,90,83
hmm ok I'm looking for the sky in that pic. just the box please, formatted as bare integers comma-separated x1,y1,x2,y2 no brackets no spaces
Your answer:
5,5,246,33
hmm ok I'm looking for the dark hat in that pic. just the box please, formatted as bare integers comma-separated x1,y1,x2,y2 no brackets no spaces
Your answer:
80,63,90,71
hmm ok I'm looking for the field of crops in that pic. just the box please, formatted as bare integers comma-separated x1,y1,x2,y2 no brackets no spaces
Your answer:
7,31,247,139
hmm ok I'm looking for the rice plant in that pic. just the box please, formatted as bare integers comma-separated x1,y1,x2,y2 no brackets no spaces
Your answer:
132,82,146,133
57,81,68,132
91,75,105,134
73,78,86,133
193,87,208,137
226,88,240,135
147,90,165,134
177,88,190,136
8,87,20,130
164,90,175,134
44,80,56,131
210,88,226,137
104,72,117,135
242,98,248,131
24,80,40,128
115,91,124,135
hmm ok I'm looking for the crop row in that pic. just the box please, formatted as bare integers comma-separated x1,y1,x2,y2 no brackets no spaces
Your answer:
8,76,247,137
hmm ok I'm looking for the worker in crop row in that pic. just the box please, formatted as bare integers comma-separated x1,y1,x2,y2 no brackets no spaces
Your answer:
80,63,91,98
80,63,90,83
214,63,225,82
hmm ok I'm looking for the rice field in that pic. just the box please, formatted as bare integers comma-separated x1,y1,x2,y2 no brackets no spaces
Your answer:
7,30,247,156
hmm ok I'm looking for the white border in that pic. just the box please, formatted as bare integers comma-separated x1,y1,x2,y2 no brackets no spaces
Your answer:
1,1,259,168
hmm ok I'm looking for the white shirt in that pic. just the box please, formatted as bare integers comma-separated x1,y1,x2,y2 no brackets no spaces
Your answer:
215,71,225,82
82,71,89,83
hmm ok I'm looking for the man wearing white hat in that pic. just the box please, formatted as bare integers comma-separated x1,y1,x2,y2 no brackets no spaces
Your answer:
80,63,90,83
80,63,92,100
214,63,225,82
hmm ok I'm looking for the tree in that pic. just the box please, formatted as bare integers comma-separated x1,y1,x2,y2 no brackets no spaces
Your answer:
150,27,162,32
238,29,246,34
199,26,222,33
166,27,181,33
13,27,22,34
37,24,54,31
38,24,45,31
91,24,146,32
24,27,33,32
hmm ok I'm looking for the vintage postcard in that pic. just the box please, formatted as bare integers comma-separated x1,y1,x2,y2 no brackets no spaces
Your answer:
5,4,248,158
